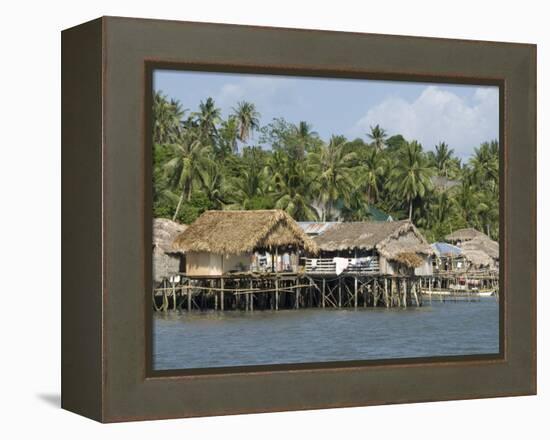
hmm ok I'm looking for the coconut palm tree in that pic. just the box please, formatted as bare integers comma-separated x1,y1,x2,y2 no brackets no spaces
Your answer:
232,101,261,143
476,190,499,238
309,136,357,220
293,121,319,154
470,141,499,187
217,116,239,157
199,162,228,210
194,97,221,142
269,151,318,220
389,141,434,220
367,124,388,151
153,92,186,145
358,148,385,203
433,142,454,178
164,132,213,220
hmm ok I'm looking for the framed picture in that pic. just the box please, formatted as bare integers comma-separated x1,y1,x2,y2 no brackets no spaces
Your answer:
62,16,536,422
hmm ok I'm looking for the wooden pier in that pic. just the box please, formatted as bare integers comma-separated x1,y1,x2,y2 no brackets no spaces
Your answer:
152,270,498,312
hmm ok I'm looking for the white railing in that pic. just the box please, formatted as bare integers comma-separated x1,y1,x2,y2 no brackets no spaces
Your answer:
304,257,380,274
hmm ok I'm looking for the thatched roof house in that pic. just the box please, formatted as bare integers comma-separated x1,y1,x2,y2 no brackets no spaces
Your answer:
312,220,433,275
445,228,487,244
173,210,318,276
153,218,188,284
460,236,499,268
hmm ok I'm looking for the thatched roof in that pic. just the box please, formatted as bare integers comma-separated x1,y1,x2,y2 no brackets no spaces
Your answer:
445,228,487,243
172,210,319,255
393,252,425,268
461,236,499,260
313,220,433,267
153,218,188,254
153,218,187,284
461,249,494,267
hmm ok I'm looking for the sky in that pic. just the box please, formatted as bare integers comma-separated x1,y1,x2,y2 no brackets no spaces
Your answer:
154,69,499,160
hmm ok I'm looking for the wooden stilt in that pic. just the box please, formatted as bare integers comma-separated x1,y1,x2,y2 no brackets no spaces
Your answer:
295,278,300,309
354,277,358,309
338,278,342,308
187,287,191,312
171,281,177,311
249,280,254,312
394,279,400,307
322,278,326,308
220,278,224,311
275,278,279,311
384,278,389,308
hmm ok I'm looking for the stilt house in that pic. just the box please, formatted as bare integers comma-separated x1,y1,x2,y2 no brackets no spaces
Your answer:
172,210,318,276
306,220,433,276
153,218,188,284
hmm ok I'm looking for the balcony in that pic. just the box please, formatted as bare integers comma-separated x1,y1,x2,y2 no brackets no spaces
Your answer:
303,256,380,275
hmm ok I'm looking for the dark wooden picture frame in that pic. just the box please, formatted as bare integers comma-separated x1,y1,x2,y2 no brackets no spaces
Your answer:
62,16,536,422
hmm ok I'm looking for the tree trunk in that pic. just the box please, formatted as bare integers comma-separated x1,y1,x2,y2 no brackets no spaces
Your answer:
408,199,413,220
173,190,185,221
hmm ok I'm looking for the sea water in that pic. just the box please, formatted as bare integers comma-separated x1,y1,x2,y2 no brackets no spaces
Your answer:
153,297,499,370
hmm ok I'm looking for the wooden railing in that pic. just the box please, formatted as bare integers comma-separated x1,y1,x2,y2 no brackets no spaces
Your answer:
303,257,379,274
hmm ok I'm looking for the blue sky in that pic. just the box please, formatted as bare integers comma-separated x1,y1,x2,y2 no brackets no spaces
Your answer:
154,69,499,160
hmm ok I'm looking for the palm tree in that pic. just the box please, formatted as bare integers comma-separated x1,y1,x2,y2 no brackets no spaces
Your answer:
164,132,213,220
309,136,357,220
470,141,499,187
367,124,388,151
232,101,261,143
199,162,227,209
476,190,499,238
294,121,319,153
217,116,239,158
358,148,385,203
340,189,373,221
269,151,318,220
389,141,434,220
153,92,186,145
194,97,221,142
433,142,454,178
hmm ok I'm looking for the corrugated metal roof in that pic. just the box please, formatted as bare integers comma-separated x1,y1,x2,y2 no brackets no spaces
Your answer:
298,222,340,236
431,242,462,257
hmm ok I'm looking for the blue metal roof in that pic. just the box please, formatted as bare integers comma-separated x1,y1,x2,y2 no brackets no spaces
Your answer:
431,242,463,256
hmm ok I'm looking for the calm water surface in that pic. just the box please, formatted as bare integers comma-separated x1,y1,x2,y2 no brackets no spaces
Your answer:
153,298,499,370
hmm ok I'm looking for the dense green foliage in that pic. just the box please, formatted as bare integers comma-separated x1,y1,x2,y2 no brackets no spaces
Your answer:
152,91,499,242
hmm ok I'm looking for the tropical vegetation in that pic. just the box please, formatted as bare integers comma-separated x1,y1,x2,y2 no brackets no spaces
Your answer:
152,91,499,242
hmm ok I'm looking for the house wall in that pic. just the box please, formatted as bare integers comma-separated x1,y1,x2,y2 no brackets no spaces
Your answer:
222,254,252,273
186,252,223,276
380,255,429,276
378,255,394,275
186,252,252,276
414,257,433,276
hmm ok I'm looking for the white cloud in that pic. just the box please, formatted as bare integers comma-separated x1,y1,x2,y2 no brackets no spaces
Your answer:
216,77,303,113
351,85,499,158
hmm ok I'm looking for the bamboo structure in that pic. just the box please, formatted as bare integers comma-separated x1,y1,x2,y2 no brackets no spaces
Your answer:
152,270,497,312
